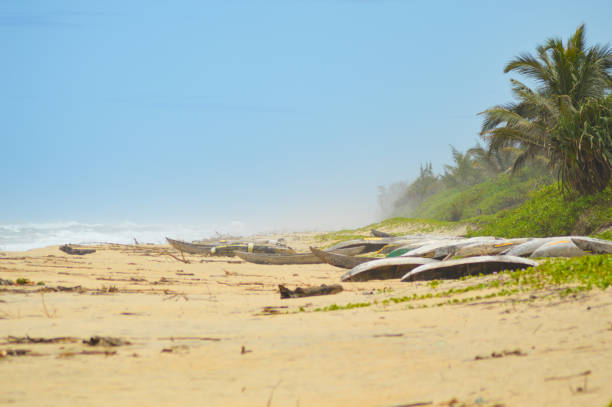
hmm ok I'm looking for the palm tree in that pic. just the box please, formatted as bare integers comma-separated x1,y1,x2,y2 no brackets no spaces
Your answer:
479,24,612,193
392,163,440,214
441,146,485,189
551,95,612,194
467,143,518,176
504,24,611,104
480,79,558,171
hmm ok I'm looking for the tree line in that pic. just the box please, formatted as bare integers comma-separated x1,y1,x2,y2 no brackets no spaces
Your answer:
379,24,611,218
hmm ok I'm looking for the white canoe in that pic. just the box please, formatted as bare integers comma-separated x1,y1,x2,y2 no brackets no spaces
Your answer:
570,236,612,254
501,237,566,257
530,239,587,258
400,255,537,282
453,238,530,257
341,257,439,282
401,237,498,259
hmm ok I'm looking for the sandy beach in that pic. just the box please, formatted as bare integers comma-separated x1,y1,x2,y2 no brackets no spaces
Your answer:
1,237,611,407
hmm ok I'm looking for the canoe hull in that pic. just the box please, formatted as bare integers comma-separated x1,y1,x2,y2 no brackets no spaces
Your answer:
235,251,321,265
341,257,439,282
166,237,213,254
570,236,612,254
401,255,537,282
166,237,295,257
371,229,393,238
235,246,364,265
310,247,377,269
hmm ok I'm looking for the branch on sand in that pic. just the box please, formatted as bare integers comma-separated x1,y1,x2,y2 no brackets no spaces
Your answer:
59,245,96,255
278,284,343,299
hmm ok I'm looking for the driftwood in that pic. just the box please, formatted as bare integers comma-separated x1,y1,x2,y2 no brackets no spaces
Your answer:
59,245,96,255
6,336,79,344
278,284,343,299
82,336,131,347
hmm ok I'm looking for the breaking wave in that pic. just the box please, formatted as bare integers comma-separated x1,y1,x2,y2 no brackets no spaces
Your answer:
0,221,250,251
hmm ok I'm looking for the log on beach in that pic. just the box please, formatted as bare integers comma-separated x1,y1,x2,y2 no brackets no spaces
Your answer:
59,245,96,255
278,284,343,299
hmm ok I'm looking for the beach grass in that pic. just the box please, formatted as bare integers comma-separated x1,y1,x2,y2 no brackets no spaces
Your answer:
303,255,611,313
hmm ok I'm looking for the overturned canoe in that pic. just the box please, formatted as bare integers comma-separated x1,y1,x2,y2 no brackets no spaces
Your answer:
371,229,393,238
400,255,537,282
235,246,363,265
341,257,439,282
401,237,498,259
452,238,530,258
570,236,612,254
310,247,378,269
501,237,564,257
530,239,587,258
386,242,432,257
326,237,396,254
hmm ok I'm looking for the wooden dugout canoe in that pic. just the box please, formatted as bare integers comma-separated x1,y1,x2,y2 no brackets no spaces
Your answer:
570,236,612,254
166,237,215,254
166,237,295,257
341,257,439,282
235,251,322,265
234,246,363,265
530,239,587,258
326,237,399,254
210,243,295,257
401,237,498,259
452,238,530,258
310,247,379,269
400,255,537,282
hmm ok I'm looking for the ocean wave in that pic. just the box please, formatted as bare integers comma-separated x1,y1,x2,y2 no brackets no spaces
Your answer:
0,221,250,251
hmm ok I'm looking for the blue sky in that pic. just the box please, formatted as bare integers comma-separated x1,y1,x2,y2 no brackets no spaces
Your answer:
2,0,611,231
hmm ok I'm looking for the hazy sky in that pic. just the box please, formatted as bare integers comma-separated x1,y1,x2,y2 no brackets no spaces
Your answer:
2,0,611,231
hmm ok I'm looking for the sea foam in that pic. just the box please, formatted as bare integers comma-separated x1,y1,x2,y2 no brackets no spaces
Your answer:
0,221,250,251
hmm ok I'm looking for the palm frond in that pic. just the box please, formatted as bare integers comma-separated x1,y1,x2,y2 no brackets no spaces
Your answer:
504,53,549,84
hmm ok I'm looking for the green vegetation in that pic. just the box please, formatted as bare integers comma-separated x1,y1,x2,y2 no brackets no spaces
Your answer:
375,25,611,237
313,302,371,312
365,217,457,232
15,278,32,285
314,217,460,245
301,255,611,314
376,168,609,240
411,167,550,221
528,255,612,291
480,24,612,194
328,178,609,244
314,231,368,244
379,149,544,220
310,27,610,320
467,182,612,238
551,95,612,195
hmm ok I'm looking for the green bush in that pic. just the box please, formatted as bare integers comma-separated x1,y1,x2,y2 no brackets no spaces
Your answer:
407,168,550,222
467,182,612,238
